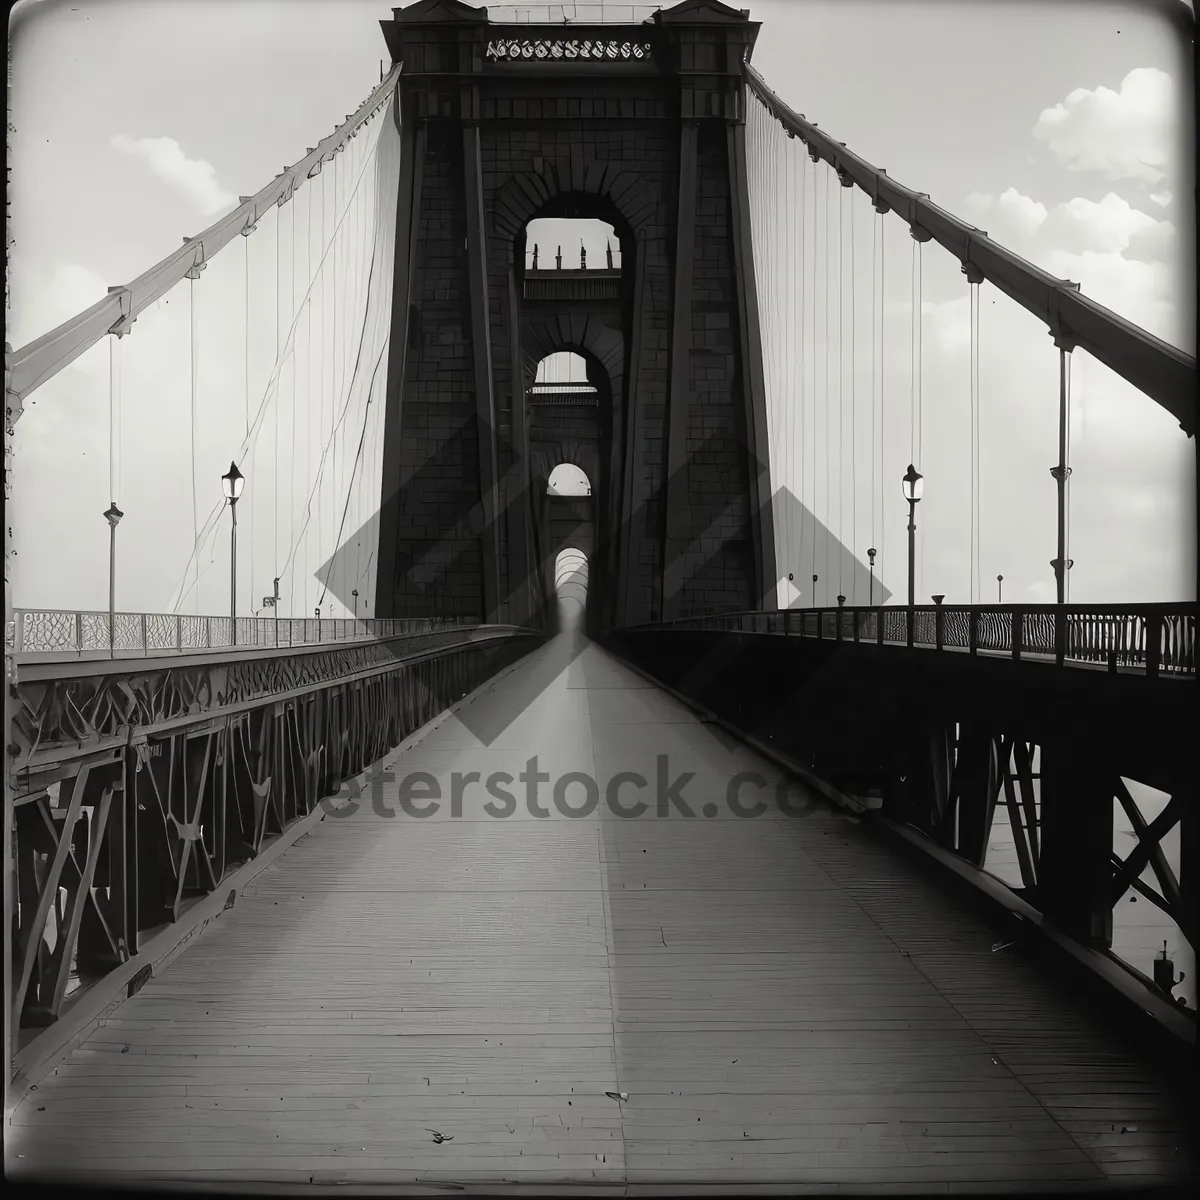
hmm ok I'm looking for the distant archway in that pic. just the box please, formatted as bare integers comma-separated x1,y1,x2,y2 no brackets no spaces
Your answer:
547,462,591,497
555,547,588,631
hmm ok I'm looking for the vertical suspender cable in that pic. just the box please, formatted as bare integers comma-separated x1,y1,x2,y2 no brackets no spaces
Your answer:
825,166,833,605
319,168,327,606
809,158,816,597
189,277,199,615
879,214,885,582
799,139,806,602
968,283,974,603
333,161,341,611
245,231,252,621
910,238,917,467
108,337,116,505
289,194,297,617
916,241,924,598
850,188,856,602
275,202,281,596
837,183,844,598
871,210,877,558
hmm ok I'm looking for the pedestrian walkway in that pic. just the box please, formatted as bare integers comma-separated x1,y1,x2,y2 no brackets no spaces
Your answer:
6,600,1192,1191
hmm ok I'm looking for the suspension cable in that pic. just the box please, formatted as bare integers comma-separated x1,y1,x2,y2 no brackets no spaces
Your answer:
245,230,252,619
916,239,924,598
1065,348,1072,604
879,213,885,581
840,183,849,600
108,337,116,505
275,199,281,587
825,165,833,604
189,277,199,615
910,238,917,466
332,160,341,608
289,192,298,617
870,210,876,559
850,187,857,601
809,156,817,598
799,138,806,601
969,281,977,603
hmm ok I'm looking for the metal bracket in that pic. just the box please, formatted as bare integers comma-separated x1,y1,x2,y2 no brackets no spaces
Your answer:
182,238,207,280
106,287,137,336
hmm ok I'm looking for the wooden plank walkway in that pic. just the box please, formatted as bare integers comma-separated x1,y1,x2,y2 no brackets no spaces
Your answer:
7,618,1193,1191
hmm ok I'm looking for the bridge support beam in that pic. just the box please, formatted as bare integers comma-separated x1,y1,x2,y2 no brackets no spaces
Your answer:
728,119,778,610
463,125,502,624
662,123,699,623
1038,736,1115,949
375,115,424,620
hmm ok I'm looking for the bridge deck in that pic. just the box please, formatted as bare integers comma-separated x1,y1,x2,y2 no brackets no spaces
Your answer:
8,629,1192,1191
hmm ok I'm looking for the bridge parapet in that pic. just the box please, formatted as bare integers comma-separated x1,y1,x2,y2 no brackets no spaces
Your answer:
7,622,541,1042
636,602,1196,678
6,609,469,663
607,608,1196,1025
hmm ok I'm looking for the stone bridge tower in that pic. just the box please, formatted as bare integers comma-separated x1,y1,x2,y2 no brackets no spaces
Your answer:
375,0,777,630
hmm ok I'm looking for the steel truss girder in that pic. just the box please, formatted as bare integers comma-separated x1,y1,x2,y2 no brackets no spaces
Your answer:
10,638,532,1036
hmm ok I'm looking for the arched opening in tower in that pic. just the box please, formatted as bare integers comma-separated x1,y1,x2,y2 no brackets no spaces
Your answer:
554,547,589,636
547,459,591,497
525,217,621,273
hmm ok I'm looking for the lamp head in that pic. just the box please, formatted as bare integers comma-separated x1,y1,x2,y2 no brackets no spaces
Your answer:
867,547,877,563
901,463,924,503
222,461,245,501
103,503,124,528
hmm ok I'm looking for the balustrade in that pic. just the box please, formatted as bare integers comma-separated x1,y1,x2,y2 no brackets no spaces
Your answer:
635,604,1196,678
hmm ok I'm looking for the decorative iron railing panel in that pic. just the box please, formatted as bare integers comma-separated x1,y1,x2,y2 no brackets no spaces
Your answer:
626,604,1196,678
7,609,469,659
524,275,622,302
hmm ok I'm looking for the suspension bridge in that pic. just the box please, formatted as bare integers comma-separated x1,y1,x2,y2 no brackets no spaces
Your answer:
4,0,1196,1190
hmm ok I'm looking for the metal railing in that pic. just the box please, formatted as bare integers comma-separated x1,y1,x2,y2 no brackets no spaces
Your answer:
485,5,662,23
6,609,475,660
628,604,1197,679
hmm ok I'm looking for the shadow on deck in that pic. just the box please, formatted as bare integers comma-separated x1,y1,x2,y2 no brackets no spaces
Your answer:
7,606,1194,1191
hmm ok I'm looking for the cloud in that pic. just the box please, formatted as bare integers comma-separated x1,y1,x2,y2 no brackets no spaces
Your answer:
1032,67,1175,184
961,188,1185,347
1039,193,1161,256
1150,191,1172,208
964,187,1046,244
110,134,237,214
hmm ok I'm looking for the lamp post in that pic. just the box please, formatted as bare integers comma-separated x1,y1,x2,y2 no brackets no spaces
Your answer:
901,465,923,609
867,547,877,606
997,574,1003,603
221,462,245,644
812,574,818,609
902,464,923,648
352,588,359,618
103,503,123,658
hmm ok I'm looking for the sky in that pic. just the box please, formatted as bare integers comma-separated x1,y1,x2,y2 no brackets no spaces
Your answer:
7,0,1196,618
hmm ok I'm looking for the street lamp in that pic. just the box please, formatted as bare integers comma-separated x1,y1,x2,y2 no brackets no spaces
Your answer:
901,464,924,609
812,574,819,609
221,462,245,643
352,588,359,618
103,503,124,658
997,574,1003,603
867,548,877,606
